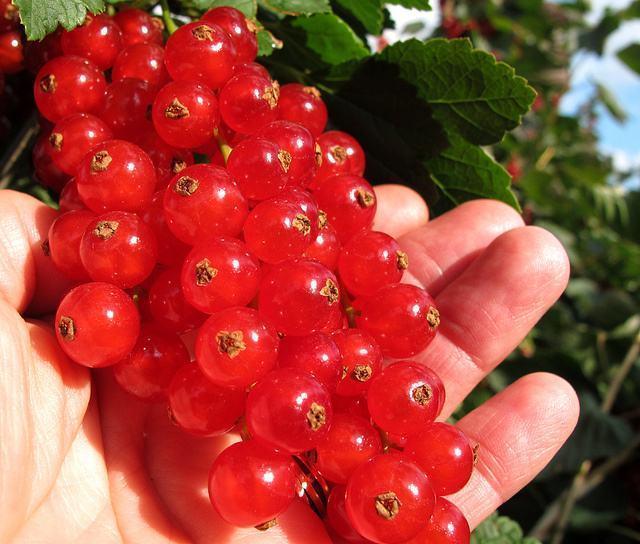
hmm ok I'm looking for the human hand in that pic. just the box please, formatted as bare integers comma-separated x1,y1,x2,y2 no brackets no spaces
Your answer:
0,186,578,543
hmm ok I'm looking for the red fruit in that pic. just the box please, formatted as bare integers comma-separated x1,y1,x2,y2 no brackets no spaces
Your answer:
181,238,261,314
246,368,333,453
257,120,319,186
100,79,156,142
148,268,206,334
232,61,269,79
80,211,158,288
353,283,440,358
34,55,106,122
163,164,248,245
226,137,289,200
345,454,435,544
112,43,168,88
339,230,407,297
278,186,319,229
258,259,341,336
202,6,258,63
152,80,219,149
367,361,444,437
76,139,156,213
326,486,369,543
405,422,473,496
278,84,327,137
140,190,189,266
168,364,245,437
0,0,19,33
196,307,279,389
303,217,341,271
113,324,189,402
164,21,236,89
278,331,342,392
24,30,63,74
313,174,376,242
219,74,279,134
316,413,382,484
332,394,370,420
407,498,470,544
114,8,164,46
48,114,113,175
208,441,297,526
0,30,24,73
32,132,70,191
59,179,85,212
61,14,123,70
138,130,194,188
332,329,383,397
48,210,95,280
55,282,140,368
314,130,366,184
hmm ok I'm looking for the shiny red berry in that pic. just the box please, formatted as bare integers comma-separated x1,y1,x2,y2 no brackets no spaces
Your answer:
332,328,383,397
114,8,164,46
219,74,279,134
314,130,366,184
278,84,327,137
55,282,140,368
326,486,369,543
61,14,123,70
48,210,94,281
303,218,341,271
138,130,195,188
232,61,270,79
140,190,189,267
202,6,258,63
100,79,156,142
112,43,168,88
0,30,24,73
59,179,85,212
406,497,470,544
32,132,70,191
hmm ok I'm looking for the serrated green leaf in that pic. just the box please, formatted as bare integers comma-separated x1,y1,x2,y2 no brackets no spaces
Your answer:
291,14,369,65
388,0,430,9
15,0,105,40
617,43,640,76
259,0,330,16
333,0,384,35
257,28,281,56
380,39,536,145
425,132,520,209
471,512,541,544
184,0,257,16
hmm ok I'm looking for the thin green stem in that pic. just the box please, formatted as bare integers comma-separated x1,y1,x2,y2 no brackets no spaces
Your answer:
215,132,232,164
159,0,178,35
602,331,640,414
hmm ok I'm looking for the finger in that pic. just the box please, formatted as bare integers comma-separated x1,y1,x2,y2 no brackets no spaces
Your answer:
400,199,524,296
372,184,429,238
449,373,580,529
418,226,570,415
0,190,75,315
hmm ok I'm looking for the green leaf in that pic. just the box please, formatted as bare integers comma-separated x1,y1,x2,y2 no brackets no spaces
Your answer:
595,82,628,123
387,0,430,9
258,0,330,16
380,39,536,145
185,0,257,16
257,28,282,56
333,0,384,35
471,513,541,544
425,132,521,209
15,0,105,40
617,43,640,76
290,14,369,65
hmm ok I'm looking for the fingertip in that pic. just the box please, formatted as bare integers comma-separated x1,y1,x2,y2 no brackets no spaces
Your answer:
373,184,429,238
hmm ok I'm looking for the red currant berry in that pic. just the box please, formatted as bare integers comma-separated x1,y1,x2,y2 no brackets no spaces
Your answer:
278,186,319,229
339,230,408,297
314,130,366,184
76,139,156,213
0,30,24,73
163,164,248,244
209,441,297,526
246,368,333,453
168,363,245,437
164,21,236,89
232,61,270,79
226,137,289,200
219,74,279,134
138,130,195,188
353,283,440,358
327,486,369,543
48,114,113,175
258,259,341,336
202,6,258,63
278,331,342,392
345,454,435,544
196,307,279,389
152,80,219,149
55,282,140,368
257,120,319,186
34,55,106,122
181,238,261,314
407,497,470,544
313,174,376,243
303,217,341,271
113,324,189,402
140,190,189,266
316,413,382,484
405,423,473,496
332,329,383,397
100,79,156,142
61,14,123,70
367,361,444,437
278,84,327,137
112,43,168,88
59,179,85,212
148,268,206,334
48,210,94,280
332,394,370,419
0,0,19,33
114,8,164,46
32,132,70,191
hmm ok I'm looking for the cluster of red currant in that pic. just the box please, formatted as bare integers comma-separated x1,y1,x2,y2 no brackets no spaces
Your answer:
33,6,474,543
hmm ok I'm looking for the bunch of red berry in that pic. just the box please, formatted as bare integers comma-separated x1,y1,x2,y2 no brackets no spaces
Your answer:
33,6,474,543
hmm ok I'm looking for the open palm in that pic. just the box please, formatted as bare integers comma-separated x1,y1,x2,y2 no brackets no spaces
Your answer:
0,187,579,543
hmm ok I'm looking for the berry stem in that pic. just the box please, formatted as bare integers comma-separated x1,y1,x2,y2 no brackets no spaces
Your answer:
159,0,178,35
216,132,233,164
